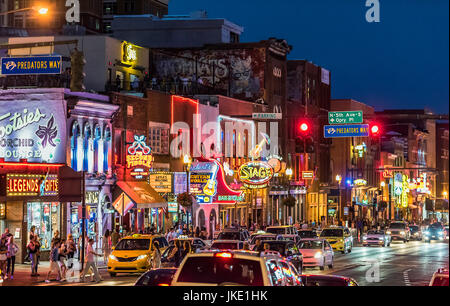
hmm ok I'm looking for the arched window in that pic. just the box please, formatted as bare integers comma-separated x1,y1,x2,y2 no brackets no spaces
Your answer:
104,126,111,174
83,123,92,172
93,124,102,173
70,121,81,170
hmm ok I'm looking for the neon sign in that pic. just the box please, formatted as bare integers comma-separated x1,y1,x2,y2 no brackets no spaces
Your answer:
239,161,274,188
354,179,367,186
122,42,137,63
126,135,153,179
6,174,58,197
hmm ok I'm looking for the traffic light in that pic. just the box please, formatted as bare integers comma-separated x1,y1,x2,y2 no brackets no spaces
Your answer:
298,120,311,136
295,119,314,153
369,123,381,137
70,49,86,92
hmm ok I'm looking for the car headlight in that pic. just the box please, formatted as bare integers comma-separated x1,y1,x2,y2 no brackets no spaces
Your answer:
363,236,367,241
386,231,391,235
109,255,118,261
424,231,430,236
137,255,148,261
314,252,323,259
400,231,405,235
438,231,444,236
379,237,384,241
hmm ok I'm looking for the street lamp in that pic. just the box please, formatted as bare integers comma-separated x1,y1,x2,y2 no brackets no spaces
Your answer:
380,181,386,188
285,168,293,225
38,7,49,15
443,191,448,199
336,175,342,224
183,154,192,229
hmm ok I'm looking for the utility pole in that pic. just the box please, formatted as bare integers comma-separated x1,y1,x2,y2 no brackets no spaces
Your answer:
80,170,85,271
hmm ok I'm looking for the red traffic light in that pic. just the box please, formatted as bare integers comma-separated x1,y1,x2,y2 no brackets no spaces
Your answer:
370,123,381,137
300,123,309,132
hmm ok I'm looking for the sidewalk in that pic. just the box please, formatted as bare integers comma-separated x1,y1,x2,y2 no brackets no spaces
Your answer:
1,257,109,286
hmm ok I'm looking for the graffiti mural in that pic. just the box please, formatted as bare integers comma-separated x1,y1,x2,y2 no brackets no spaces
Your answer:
152,48,266,101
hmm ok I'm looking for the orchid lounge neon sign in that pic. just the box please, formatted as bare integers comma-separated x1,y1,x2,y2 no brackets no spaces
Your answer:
0,107,61,162
126,135,153,179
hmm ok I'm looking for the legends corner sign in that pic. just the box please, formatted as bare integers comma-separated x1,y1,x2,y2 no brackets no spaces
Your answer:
1,56,62,75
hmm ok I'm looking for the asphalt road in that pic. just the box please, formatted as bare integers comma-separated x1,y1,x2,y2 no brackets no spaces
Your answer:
6,239,448,287
307,240,449,286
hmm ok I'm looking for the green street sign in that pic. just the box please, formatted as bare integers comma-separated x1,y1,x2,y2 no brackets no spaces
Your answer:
328,111,363,124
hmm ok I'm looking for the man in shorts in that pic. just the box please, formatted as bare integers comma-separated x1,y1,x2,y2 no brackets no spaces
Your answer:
45,239,62,283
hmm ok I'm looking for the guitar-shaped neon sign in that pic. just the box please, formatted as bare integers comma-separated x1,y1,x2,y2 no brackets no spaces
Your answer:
250,132,271,159
202,164,218,197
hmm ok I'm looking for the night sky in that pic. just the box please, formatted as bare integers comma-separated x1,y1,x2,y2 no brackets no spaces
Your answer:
170,0,449,114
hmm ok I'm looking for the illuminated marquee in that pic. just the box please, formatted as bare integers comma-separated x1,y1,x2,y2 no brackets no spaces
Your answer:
122,42,137,63
126,135,153,179
6,174,58,197
239,161,274,189
354,179,367,186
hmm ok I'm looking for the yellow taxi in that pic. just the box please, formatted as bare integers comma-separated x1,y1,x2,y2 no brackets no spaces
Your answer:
319,226,353,254
107,234,168,277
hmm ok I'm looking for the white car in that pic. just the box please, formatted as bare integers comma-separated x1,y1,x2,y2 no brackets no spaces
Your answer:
171,250,302,286
362,230,391,247
210,240,244,250
298,239,334,270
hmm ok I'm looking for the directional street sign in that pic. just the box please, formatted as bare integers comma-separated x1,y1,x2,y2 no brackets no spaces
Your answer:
328,111,363,124
324,124,370,138
252,113,282,120
1,55,62,75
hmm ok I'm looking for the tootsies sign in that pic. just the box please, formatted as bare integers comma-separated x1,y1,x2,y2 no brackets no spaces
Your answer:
0,100,67,163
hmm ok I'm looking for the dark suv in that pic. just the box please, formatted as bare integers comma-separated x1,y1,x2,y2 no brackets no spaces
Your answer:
217,228,250,241
424,223,445,242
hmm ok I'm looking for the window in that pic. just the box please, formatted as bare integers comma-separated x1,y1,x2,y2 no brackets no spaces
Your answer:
177,257,264,286
27,202,60,251
115,239,151,251
148,122,170,155
267,260,284,286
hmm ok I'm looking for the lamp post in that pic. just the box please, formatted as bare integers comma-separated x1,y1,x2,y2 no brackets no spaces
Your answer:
336,175,342,225
286,168,293,225
183,154,192,229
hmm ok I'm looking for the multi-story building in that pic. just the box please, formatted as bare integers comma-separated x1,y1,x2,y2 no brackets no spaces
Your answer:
103,0,169,34
435,122,449,222
0,0,103,34
287,60,331,224
111,10,243,47
330,99,379,224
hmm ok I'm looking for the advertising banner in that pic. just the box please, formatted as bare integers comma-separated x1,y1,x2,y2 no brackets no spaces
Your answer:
0,99,67,163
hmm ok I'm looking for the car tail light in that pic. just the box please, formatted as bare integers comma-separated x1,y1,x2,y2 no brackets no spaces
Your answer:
158,283,170,286
215,252,233,258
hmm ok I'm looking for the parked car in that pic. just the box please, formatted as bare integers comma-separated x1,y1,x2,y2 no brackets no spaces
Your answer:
302,275,358,286
134,268,177,286
386,221,410,243
298,239,334,270
171,250,302,286
362,230,391,247
408,225,423,241
429,268,449,286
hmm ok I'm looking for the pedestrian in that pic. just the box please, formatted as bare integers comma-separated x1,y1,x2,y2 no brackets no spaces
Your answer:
194,226,200,238
58,238,68,281
51,230,60,247
80,239,102,283
27,235,38,276
0,235,8,280
66,234,77,269
167,240,183,268
151,241,161,269
6,236,18,280
45,239,62,283
254,239,263,252
1,228,12,240
181,241,191,260
243,242,250,250
111,228,120,248
263,243,271,252
102,230,112,264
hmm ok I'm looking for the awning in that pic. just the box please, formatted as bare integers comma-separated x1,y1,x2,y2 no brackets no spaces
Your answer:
112,181,167,215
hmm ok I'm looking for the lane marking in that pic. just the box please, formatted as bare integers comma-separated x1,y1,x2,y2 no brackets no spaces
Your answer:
403,269,412,286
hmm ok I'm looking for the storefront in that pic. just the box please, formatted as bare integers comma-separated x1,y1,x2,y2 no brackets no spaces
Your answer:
0,88,70,262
